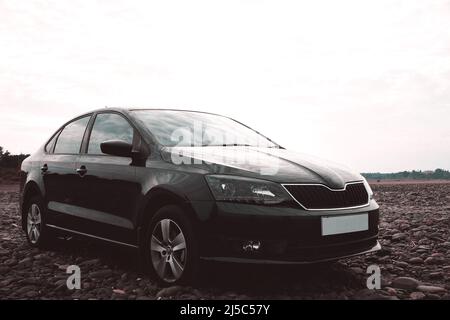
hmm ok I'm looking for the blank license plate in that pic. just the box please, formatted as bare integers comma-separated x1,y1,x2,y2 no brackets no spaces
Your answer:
321,213,368,236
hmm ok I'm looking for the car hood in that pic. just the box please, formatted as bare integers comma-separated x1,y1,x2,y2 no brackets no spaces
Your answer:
161,146,363,189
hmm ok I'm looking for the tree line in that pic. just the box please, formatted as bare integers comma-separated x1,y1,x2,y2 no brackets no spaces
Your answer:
362,169,450,180
0,146,30,169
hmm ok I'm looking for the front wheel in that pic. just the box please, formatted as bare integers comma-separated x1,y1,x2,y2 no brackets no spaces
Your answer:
143,205,199,285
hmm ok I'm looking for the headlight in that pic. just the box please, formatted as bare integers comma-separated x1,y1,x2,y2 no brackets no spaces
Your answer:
362,177,374,200
205,175,292,205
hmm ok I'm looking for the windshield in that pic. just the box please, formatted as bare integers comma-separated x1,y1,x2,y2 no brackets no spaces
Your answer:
131,110,279,148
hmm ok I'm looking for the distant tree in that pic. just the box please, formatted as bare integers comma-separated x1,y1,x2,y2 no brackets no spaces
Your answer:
432,168,445,179
0,146,30,169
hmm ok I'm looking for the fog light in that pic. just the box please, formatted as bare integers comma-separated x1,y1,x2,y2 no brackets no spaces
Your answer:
242,240,261,252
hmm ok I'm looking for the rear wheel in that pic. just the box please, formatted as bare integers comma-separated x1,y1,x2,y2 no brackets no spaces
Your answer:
143,205,199,285
24,195,53,248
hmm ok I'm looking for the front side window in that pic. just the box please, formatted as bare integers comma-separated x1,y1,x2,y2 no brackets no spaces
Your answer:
54,116,90,154
88,113,134,155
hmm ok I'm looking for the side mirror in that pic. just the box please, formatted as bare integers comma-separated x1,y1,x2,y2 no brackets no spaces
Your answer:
100,140,133,157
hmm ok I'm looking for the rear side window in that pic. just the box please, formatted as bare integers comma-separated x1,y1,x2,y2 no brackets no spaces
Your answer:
87,113,134,155
45,131,60,153
54,116,90,154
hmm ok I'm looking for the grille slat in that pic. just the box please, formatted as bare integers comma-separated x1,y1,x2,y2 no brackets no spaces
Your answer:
284,182,369,210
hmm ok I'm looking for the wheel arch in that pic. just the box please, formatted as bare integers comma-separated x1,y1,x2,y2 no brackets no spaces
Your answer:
21,181,43,230
137,186,200,243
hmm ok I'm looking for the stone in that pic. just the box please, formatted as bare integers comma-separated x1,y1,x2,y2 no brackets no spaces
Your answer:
376,247,392,256
378,295,400,300
424,257,441,265
410,292,426,300
395,261,409,268
4,258,17,266
136,296,152,300
156,286,185,298
113,289,126,295
429,272,443,279
80,258,101,266
386,287,397,296
15,285,37,295
56,264,69,271
408,257,423,265
417,285,447,294
350,267,364,275
18,257,33,266
33,253,51,262
89,269,113,278
391,277,419,290
392,233,407,241
25,291,39,298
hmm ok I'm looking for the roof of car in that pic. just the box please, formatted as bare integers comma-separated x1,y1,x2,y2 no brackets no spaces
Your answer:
87,107,226,118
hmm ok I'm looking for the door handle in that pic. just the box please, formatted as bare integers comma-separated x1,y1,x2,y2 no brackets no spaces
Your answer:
41,164,48,174
76,165,87,176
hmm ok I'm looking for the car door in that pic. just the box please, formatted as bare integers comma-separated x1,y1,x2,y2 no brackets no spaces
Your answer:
42,115,91,227
73,112,142,245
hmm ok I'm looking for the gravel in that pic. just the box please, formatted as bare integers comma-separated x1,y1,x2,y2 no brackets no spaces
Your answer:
0,182,449,300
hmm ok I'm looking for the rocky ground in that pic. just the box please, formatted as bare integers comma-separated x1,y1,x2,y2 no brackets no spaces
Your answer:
0,182,449,300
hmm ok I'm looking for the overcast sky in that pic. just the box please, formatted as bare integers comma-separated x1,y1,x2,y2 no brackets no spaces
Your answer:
1,0,449,172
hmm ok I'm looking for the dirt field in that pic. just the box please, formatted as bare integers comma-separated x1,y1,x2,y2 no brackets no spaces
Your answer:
0,181,449,300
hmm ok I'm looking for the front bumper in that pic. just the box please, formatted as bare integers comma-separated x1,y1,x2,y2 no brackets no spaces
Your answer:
201,241,381,265
195,199,380,264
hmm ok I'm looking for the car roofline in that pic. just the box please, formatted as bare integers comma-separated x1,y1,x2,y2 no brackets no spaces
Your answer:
127,107,231,118
80,107,233,120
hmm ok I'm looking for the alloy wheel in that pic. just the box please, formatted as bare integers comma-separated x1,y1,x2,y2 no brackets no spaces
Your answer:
27,203,41,244
150,218,187,283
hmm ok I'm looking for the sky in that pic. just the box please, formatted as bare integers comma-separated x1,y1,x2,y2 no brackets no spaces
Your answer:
0,0,449,172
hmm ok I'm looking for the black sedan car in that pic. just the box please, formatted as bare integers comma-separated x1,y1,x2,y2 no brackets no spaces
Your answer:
20,108,380,285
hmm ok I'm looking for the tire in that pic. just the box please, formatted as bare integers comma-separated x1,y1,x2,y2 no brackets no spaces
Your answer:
142,204,199,286
23,195,53,248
